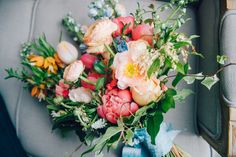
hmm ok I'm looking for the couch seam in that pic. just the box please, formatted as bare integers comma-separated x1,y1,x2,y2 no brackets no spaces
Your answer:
15,0,40,137
219,11,236,107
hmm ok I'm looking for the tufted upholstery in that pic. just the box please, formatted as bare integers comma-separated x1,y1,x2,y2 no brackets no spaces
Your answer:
0,0,220,157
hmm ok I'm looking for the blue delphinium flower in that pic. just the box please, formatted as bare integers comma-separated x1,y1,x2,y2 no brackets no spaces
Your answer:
114,36,128,53
79,43,88,52
104,6,114,17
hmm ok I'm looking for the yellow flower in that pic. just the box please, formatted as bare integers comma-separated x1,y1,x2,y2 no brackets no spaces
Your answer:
54,53,64,68
28,55,44,67
44,57,58,74
31,84,45,98
124,62,140,78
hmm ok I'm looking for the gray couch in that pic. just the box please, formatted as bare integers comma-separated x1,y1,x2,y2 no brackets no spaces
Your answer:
1,0,234,156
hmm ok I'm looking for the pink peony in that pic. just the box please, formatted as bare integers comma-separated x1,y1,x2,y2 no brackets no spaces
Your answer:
112,16,135,37
80,53,97,69
55,80,69,97
97,88,139,124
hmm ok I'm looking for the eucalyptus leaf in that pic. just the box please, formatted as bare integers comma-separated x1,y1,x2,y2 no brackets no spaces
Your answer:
201,75,219,90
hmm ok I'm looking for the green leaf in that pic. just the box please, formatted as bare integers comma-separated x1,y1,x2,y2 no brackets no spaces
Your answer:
125,129,134,145
189,35,200,40
172,72,184,87
183,73,204,84
147,111,163,145
47,105,60,111
201,75,219,90
94,61,106,74
148,4,155,9
132,102,156,125
95,77,106,90
161,89,177,113
174,89,194,102
174,41,191,49
176,63,188,75
93,126,123,152
144,19,154,25
147,58,160,78
217,55,228,65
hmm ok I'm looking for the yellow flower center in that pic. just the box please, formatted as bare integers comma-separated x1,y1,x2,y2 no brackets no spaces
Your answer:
124,62,139,78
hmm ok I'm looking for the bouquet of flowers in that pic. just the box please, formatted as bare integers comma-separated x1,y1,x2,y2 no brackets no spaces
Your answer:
5,0,235,156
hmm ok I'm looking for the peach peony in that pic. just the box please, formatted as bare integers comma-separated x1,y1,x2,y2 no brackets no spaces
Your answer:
130,78,162,106
63,60,85,82
83,19,117,54
69,87,92,103
97,88,139,124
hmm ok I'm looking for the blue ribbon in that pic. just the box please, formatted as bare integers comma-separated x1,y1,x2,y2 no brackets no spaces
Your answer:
122,123,180,157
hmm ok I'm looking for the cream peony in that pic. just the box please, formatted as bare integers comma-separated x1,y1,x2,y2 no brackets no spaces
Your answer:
112,40,149,89
83,19,117,53
131,78,163,106
63,60,84,82
57,41,79,64
69,87,92,103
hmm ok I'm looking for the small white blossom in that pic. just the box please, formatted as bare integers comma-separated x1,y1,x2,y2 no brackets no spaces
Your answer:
74,26,79,32
73,37,78,41
89,8,98,17
91,119,107,129
51,111,61,118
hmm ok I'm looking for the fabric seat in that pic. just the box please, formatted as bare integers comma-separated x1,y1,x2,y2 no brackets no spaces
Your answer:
0,0,219,156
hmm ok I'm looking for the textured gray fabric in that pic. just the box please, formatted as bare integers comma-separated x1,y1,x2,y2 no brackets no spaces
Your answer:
220,10,236,107
197,0,222,139
0,0,211,157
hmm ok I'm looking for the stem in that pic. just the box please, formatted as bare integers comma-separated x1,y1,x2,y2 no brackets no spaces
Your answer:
165,62,236,80
104,44,115,57
164,5,181,23
80,76,96,85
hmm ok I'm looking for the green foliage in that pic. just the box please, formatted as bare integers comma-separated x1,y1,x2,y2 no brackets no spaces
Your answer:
62,14,84,42
217,55,228,65
94,61,106,74
93,126,123,152
201,75,219,90
174,89,194,102
183,73,204,84
95,77,106,90
147,58,160,78
147,111,163,145
161,89,177,113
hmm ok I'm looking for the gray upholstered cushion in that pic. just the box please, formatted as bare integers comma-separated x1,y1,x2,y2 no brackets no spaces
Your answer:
197,0,222,139
220,10,236,107
0,0,212,156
